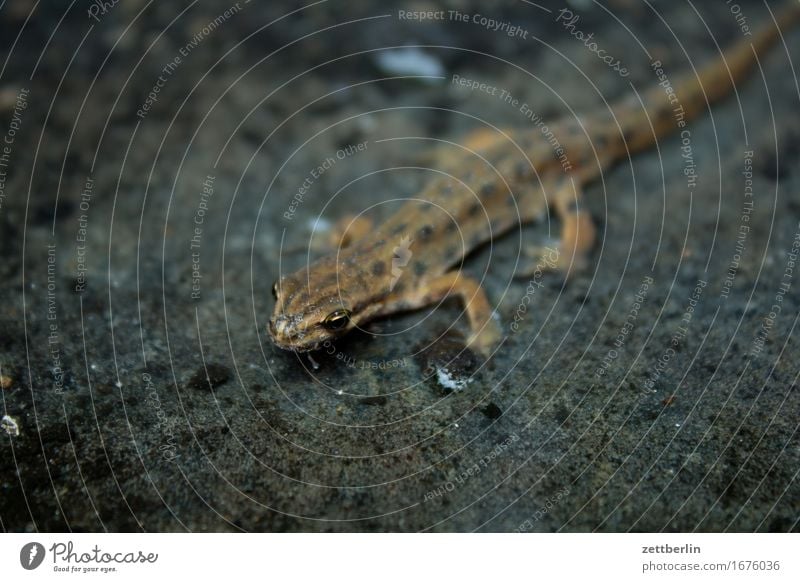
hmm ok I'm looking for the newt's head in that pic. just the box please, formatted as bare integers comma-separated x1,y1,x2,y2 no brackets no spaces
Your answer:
268,254,381,352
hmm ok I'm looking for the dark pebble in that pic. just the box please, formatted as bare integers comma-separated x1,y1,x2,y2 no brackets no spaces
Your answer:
186,363,231,391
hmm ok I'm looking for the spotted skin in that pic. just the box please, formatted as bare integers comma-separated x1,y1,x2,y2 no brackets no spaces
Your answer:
269,6,799,356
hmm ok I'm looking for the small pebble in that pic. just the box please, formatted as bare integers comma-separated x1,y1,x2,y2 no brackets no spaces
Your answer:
1,415,19,437
417,333,478,393
0,375,13,390
435,367,471,392
373,47,445,82
482,402,503,419
359,395,387,406
186,363,231,391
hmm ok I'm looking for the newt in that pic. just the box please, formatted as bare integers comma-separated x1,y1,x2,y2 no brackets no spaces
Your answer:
269,4,799,356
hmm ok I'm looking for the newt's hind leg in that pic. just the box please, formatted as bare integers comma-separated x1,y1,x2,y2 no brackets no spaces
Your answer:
401,271,502,357
552,178,596,276
517,178,596,279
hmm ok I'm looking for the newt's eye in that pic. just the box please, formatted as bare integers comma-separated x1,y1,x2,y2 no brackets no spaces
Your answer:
271,282,279,300
322,309,351,331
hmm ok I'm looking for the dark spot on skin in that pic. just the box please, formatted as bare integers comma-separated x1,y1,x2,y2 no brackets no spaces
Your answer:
391,223,407,235
468,202,481,217
286,291,308,308
566,198,580,213
445,220,458,232
623,128,638,143
418,202,433,212
506,194,517,207
392,281,405,294
413,261,427,276
316,273,339,289
418,224,434,240
480,182,494,197
440,183,453,196
371,261,386,276
515,161,532,179
594,135,608,148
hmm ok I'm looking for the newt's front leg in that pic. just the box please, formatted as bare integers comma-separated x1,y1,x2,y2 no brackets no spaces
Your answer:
401,271,502,357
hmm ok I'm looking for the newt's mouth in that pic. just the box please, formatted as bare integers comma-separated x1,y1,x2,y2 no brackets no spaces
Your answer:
269,337,322,353
268,317,322,353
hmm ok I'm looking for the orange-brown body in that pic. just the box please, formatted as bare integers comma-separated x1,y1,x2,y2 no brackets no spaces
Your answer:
269,4,799,356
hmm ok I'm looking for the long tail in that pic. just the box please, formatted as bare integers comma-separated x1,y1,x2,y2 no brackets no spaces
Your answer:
613,1,800,153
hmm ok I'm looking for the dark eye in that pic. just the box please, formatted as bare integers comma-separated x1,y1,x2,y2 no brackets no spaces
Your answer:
271,282,279,300
322,309,351,331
